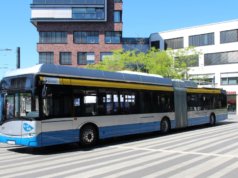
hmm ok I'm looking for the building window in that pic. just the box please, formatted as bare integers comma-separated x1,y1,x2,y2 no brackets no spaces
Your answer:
164,37,184,50
105,32,122,44
190,74,215,86
114,11,122,23
39,52,54,64
60,52,72,65
77,52,95,65
220,29,238,44
33,0,105,5
39,32,67,44
204,51,238,66
189,33,214,47
74,32,99,44
100,52,113,61
175,55,199,67
151,40,160,49
72,8,105,20
221,73,238,85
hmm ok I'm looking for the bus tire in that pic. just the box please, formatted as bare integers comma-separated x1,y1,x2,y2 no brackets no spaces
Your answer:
80,124,98,147
209,114,216,126
160,118,170,134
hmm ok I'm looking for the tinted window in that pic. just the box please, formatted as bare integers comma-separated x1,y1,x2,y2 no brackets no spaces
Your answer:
189,33,214,47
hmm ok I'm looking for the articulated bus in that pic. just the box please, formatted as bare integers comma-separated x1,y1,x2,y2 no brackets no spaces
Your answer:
0,64,227,147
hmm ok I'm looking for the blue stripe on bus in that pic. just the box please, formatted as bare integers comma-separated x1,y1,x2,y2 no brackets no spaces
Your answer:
187,113,228,126
216,113,228,122
99,120,176,139
0,114,227,147
187,116,210,126
99,122,160,139
0,134,41,147
0,129,79,147
41,130,79,146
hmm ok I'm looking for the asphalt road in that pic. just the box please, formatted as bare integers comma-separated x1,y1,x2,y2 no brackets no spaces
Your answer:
0,114,238,178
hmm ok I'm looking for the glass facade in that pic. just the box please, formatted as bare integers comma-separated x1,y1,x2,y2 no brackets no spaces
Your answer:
189,33,214,47
114,11,122,23
175,55,199,67
164,37,184,50
105,32,122,44
33,0,105,5
100,52,113,61
74,32,99,44
77,52,95,65
39,52,54,64
39,32,67,44
60,52,72,65
204,51,238,66
220,29,238,44
72,8,105,20
221,73,238,85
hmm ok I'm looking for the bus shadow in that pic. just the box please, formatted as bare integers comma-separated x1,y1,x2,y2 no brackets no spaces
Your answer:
7,120,236,155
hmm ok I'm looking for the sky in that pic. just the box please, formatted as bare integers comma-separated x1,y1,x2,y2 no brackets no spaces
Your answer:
0,0,238,78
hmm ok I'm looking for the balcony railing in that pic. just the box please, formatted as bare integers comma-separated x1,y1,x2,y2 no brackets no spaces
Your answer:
32,0,105,5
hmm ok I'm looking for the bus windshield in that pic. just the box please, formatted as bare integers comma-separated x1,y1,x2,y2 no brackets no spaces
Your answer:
3,92,39,120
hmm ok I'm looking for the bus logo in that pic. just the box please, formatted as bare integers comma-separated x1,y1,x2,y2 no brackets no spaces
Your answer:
23,123,34,132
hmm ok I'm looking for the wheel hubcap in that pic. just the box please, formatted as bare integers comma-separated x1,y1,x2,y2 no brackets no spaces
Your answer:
162,120,168,132
83,130,94,143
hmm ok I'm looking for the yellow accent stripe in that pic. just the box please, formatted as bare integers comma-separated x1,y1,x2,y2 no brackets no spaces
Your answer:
187,88,221,94
40,77,173,92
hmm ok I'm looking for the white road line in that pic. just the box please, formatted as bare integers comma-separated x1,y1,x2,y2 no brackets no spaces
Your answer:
0,147,130,175
37,151,155,178
120,125,236,149
208,161,238,178
65,152,182,178
163,132,238,151
148,128,237,150
169,157,232,178
110,145,238,159
142,156,206,178
191,133,238,152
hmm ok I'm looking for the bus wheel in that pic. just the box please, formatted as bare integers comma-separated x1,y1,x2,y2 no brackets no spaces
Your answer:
160,118,170,134
210,114,216,126
80,125,98,147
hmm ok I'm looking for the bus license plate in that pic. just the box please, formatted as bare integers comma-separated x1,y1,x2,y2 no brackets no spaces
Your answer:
7,141,16,145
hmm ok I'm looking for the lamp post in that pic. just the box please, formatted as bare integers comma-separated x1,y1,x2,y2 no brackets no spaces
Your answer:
16,47,20,69
0,47,20,69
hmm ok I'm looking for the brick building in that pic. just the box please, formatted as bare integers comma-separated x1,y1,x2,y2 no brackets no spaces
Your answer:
31,0,123,66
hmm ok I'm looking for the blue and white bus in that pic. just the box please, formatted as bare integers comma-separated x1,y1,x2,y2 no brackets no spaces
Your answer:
0,64,227,147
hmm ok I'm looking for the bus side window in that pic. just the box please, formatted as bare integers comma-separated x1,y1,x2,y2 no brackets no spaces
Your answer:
84,95,97,116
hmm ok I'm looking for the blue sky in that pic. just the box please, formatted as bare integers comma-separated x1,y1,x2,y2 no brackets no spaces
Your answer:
0,0,238,78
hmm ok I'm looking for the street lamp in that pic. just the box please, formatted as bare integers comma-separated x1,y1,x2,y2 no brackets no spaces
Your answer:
0,47,20,69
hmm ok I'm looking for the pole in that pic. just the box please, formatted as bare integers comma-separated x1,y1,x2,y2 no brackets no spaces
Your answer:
16,47,20,69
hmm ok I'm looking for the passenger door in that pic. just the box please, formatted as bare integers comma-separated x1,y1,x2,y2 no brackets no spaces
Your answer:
174,88,188,128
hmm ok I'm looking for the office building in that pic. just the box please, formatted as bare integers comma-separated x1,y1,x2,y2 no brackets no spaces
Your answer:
150,19,238,109
31,0,123,65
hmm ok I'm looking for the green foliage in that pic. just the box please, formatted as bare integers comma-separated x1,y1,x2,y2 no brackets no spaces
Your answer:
168,46,201,79
86,47,200,80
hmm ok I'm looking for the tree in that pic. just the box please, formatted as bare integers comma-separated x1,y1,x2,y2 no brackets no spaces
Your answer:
167,46,201,79
86,47,200,80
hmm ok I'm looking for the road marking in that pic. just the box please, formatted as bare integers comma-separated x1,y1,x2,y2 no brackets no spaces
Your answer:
111,145,238,159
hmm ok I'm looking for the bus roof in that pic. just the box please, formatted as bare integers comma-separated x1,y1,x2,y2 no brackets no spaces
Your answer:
3,64,173,87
